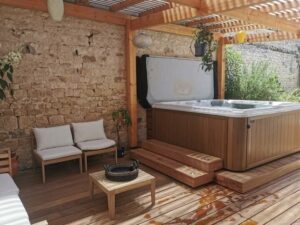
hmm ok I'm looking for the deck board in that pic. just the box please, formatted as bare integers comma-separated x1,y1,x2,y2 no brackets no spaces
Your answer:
13,155,300,225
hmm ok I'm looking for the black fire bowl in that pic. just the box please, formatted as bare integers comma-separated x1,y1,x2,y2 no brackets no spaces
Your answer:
104,160,139,182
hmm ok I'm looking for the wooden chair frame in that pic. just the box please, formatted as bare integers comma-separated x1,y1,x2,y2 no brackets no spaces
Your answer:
83,146,117,172
0,148,12,175
33,151,82,183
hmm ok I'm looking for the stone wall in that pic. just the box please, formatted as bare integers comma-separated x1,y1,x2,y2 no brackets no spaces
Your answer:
0,6,128,169
231,41,300,91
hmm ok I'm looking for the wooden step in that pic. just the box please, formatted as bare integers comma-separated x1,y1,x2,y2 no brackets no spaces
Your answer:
215,152,300,193
142,139,223,172
130,148,214,188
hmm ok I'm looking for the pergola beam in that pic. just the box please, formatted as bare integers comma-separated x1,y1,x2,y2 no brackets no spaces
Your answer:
225,31,300,44
186,15,232,27
130,0,298,32
212,24,266,33
0,0,130,25
253,1,300,13
110,0,145,12
222,7,299,33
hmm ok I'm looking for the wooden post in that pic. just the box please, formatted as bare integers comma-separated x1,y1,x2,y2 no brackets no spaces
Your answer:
125,22,138,148
217,37,225,99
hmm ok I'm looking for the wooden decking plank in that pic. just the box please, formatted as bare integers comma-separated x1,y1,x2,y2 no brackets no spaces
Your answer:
139,188,234,225
218,177,300,225
54,184,189,225
165,170,300,225
114,185,227,225
265,203,300,225
33,177,178,224
241,190,300,225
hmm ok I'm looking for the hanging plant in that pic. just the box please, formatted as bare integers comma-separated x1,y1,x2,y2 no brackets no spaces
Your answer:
193,24,217,72
0,51,22,100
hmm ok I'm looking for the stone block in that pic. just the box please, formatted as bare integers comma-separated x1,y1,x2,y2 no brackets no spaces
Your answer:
49,115,65,126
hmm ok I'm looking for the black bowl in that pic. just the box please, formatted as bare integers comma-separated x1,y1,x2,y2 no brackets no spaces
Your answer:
104,160,139,182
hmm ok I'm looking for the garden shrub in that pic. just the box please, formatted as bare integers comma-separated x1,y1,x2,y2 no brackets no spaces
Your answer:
225,47,291,101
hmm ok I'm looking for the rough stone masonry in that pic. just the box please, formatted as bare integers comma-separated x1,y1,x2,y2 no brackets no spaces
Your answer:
0,6,299,170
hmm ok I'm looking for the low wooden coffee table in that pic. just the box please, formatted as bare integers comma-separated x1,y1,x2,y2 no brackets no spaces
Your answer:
89,169,156,219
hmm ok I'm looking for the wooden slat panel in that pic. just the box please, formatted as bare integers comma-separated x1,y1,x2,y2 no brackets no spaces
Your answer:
152,109,228,159
226,117,248,171
0,159,9,166
0,152,9,159
247,111,300,168
0,167,10,173
0,148,11,175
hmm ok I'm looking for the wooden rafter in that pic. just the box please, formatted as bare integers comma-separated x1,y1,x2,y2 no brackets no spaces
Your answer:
130,0,299,33
272,10,300,19
148,23,223,39
253,1,300,13
111,0,145,12
186,15,232,27
212,24,266,33
207,20,249,30
222,7,299,33
139,2,180,16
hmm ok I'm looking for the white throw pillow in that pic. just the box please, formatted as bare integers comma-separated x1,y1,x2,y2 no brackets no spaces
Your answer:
72,120,107,143
33,125,74,151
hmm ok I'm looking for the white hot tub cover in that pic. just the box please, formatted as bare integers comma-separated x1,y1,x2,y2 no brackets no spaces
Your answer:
145,56,214,105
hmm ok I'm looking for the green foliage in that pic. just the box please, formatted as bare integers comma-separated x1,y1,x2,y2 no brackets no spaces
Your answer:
194,24,217,72
279,89,300,102
225,47,244,99
225,47,284,101
0,51,22,100
0,63,14,100
112,109,132,148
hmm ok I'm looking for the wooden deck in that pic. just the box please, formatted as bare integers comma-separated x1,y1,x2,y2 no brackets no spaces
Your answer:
14,155,300,225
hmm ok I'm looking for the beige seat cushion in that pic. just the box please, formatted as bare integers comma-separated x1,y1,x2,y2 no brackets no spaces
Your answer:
0,174,19,197
77,139,115,151
0,195,30,225
36,146,81,161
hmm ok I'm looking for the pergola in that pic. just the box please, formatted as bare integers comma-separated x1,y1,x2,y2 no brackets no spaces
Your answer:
1,0,300,147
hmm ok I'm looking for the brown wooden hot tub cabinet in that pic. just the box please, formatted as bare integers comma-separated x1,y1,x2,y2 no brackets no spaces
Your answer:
148,108,300,171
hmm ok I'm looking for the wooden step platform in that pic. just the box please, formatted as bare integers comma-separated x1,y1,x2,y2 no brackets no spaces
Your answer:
215,152,300,193
130,148,214,188
142,139,223,172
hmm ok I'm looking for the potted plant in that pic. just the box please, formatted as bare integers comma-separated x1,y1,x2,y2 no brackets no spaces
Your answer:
193,24,217,71
112,109,132,158
0,51,22,175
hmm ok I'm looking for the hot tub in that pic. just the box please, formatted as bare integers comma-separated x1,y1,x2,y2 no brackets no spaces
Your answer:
149,99,300,171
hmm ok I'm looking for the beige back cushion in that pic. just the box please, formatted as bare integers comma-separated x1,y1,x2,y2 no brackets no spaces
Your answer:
72,120,107,144
33,125,74,151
